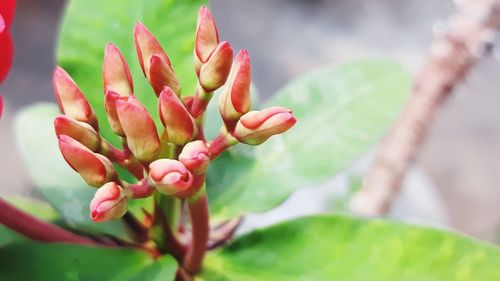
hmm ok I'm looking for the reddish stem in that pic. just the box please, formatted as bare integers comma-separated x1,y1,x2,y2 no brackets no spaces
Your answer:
183,193,209,275
100,140,144,179
190,85,212,119
208,133,236,160
128,178,156,199
0,198,94,245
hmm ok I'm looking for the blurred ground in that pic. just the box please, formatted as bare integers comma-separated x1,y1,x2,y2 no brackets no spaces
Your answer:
1,0,499,242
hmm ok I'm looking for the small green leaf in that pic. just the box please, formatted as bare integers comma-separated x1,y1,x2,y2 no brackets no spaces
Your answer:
200,215,500,280
0,242,176,281
207,59,411,220
14,103,132,240
57,0,207,146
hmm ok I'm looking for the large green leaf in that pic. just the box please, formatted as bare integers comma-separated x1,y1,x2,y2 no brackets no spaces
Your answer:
0,242,176,281
200,215,500,280
57,0,207,146
14,103,132,240
207,59,411,220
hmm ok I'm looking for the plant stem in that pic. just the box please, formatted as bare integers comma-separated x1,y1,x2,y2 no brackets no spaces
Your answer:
208,131,238,160
127,178,156,199
183,187,209,275
0,198,94,245
100,140,144,179
190,84,213,119
123,212,150,243
350,0,500,215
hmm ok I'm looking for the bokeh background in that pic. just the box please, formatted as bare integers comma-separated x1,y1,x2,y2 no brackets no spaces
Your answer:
1,0,500,243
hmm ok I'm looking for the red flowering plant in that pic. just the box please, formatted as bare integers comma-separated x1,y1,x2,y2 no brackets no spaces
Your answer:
0,0,15,117
2,1,500,280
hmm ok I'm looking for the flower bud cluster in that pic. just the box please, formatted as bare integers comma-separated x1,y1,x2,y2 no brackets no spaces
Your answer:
53,6,296,223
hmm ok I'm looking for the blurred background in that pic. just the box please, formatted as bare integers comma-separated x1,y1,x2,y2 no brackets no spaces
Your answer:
1,0,500,243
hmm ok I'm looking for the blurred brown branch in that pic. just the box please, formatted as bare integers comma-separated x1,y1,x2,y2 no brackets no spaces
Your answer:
350,0,500,215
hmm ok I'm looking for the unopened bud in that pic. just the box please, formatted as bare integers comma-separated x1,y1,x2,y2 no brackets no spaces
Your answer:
104,91,126,137
103,43,134,97
89,182,127,222
134,22,180,96
219,50,252,130
179,140,209,175
195,6,219,63
58,135,116,187
158,87,197,145
149,159,193,195
115,95,160,163
54,115,101,151
149,55,181,96
53,66,98,129
199,41,233,91
234,107,296,145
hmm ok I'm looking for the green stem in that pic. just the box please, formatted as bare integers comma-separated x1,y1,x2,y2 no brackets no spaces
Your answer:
183,186,209,275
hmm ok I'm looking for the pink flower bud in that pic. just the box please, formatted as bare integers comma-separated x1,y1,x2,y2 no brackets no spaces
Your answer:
195,6,219,63
158,87,197,145
104,90,126,137
134,22,180,96
54,115,101,151
89,182,128,222
58,135,116,187
149,55,181,96
199,41,233,91
103,43,134,97
115,95,160,163
53,66,98,129
233,107,297,145
134,22,171,76
149,159,193,195
219,50,252,130
179,140,210,175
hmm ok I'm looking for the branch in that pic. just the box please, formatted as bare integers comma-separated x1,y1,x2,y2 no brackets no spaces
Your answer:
350,0,500,215
0,198,94,245
183,191,209,275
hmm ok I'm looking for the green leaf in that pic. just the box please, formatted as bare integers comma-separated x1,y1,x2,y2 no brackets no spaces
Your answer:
0,242,176,281
14,103,132,240
207,59,411,220
57,0,207,146
200,215,500,280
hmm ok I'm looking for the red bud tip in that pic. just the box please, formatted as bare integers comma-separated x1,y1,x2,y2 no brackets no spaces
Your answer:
195,6,220,63
103,43,134,97
149,55,181,96
53,66,98,129
134,22,171,78
58,135,116,187
54,115,101,151
115,95,160,163
149,159,193,195
234,107,297,145
89,182,128,222
158,87,197,145
199,41,233,91
104,91,127,136
179,140,210,175
219,49,252,130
